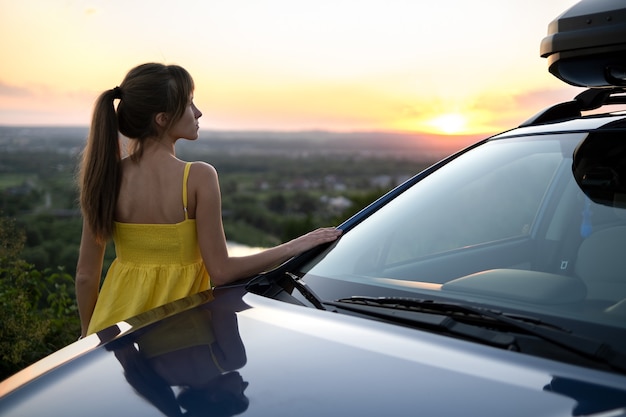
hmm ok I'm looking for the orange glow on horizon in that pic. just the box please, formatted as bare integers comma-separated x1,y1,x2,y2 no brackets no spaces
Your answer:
391,105,503,137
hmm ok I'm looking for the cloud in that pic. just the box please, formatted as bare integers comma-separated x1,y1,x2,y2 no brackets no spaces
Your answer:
513,87,579,111
460,86,582,130
0,81,32,97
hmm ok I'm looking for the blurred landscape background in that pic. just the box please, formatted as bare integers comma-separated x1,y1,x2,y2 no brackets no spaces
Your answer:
0,125,479,378
0,126,473,265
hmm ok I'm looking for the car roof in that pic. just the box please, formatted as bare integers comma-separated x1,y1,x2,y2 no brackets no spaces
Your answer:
494,112,626,140
491,87,626,140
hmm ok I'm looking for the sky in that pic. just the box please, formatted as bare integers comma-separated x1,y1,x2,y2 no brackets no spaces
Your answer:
0,0,583,137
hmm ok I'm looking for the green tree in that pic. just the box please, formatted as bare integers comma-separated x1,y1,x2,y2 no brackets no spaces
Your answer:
0,215,80,380
333,188,388,224
267,192,287,214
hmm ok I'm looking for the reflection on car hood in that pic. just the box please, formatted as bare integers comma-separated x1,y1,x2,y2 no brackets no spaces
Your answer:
1,287,626,417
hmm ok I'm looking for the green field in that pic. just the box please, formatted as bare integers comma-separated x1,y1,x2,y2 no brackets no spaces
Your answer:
0,174,38,190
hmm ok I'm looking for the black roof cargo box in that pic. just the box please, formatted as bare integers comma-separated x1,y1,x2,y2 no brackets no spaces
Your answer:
541,0,626,88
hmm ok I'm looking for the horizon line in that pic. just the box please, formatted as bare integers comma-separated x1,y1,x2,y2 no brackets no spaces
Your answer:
0,123,494,138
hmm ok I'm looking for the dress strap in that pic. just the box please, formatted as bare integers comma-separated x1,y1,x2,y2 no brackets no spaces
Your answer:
182,162,192,220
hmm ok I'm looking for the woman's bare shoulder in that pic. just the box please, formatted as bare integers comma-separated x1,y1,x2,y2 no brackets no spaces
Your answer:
188,161,218,178
188,160,216,171
187,161,220,193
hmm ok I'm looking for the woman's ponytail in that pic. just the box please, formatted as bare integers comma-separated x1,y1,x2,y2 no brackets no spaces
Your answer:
79,88,122,243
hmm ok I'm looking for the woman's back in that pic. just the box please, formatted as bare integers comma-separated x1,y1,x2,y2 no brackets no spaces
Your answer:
116,149,196,225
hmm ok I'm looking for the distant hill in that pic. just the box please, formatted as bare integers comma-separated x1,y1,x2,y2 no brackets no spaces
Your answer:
0,125,485,160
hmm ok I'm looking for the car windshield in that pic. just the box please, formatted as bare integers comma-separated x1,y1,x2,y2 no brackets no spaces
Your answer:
298,132,626,342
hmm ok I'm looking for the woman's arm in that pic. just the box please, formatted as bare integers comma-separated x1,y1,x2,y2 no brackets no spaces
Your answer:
193,162,342,286
75,219,106,337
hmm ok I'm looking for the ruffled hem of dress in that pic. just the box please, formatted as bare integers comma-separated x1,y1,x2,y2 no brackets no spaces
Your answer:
87,262,210,335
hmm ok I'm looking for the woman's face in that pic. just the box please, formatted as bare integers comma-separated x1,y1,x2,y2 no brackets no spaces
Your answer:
169,96,202,140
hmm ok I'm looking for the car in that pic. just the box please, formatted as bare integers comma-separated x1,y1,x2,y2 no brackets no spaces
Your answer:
2,0,626,416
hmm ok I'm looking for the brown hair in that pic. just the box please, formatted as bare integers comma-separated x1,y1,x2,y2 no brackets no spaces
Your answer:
79,63,195,243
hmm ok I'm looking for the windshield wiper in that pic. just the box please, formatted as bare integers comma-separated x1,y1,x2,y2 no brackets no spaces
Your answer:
331,296,626,373
327,296,517,350
283,272,327,310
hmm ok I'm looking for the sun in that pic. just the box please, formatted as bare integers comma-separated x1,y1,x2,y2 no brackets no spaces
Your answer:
393,108,493,135
428,113,468,135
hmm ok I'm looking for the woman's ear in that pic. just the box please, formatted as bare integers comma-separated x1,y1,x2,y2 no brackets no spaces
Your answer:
155,112,168,128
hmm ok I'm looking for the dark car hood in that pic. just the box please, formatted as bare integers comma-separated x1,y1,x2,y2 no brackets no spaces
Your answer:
2,286,626,417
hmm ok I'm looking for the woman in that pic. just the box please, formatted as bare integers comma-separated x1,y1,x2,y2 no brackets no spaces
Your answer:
75,63,342,337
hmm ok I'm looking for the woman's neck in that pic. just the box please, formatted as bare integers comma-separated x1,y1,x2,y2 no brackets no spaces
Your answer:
144,136,176,156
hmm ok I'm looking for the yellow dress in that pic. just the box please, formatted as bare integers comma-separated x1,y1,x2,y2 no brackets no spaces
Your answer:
87,162,211,335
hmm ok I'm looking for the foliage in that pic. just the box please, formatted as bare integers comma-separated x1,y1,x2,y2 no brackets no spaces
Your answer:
19,214,83,276
0,215,80,380
332,188,390,223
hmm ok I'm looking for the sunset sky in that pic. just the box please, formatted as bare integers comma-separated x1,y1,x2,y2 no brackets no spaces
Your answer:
0,0,582,136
